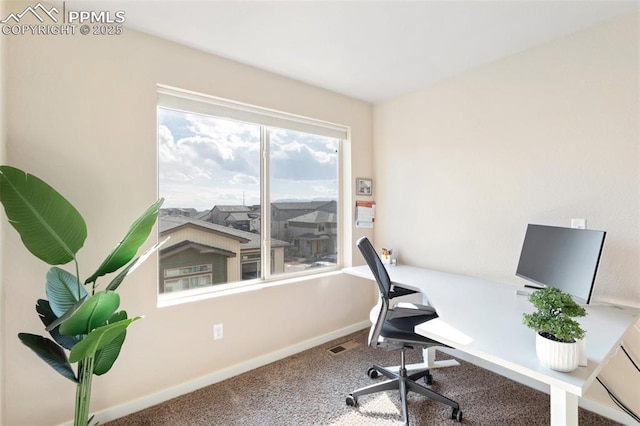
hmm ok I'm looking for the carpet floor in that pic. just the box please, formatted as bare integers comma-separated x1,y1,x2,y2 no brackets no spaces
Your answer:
105,330,619,426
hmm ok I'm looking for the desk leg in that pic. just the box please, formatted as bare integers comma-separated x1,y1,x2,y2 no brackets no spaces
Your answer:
415,295,459,371
419,346,459,369
403,347,460,373
550,387,578,425
384,348,459,375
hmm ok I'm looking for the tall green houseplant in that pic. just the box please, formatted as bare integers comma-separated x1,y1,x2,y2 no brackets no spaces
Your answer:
0,166,164,425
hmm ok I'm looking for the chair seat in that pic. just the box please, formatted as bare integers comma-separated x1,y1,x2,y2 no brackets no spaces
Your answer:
381,320,443,348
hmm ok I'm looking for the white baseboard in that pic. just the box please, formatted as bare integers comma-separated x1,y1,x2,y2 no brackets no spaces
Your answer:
57,321,370,426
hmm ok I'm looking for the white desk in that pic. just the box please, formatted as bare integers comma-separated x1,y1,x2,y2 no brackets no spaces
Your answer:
343,264,639,425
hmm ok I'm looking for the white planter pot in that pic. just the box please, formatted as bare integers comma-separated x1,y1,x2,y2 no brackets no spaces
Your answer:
535,333,580,372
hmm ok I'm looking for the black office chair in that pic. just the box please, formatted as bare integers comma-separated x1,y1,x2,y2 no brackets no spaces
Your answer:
346,237,462,425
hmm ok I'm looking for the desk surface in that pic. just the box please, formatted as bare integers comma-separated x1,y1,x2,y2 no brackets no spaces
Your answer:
343,264,639,397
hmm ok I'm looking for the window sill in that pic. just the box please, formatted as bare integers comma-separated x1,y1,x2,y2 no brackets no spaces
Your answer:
157,268,342,308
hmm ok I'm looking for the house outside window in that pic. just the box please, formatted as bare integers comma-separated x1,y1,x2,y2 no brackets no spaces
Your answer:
157,86,347,297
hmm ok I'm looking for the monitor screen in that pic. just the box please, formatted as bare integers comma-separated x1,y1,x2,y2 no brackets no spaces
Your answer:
516,224,606,304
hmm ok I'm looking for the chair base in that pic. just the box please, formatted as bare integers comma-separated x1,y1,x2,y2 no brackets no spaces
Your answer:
346,349,462,425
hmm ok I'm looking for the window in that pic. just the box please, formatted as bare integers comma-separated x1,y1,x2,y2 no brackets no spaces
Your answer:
157,86,347,296
164,265,213,278
162,265,213,293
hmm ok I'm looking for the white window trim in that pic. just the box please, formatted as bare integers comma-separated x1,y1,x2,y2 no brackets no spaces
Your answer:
157,84,348,140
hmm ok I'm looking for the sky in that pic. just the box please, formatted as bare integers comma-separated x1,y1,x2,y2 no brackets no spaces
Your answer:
158,108,339,211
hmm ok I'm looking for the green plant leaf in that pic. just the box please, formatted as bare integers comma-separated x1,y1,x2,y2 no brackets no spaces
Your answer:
18,333,77,382
59,291,120,336
69,317,140,363
107,310,129,323
36,299,79,350
0,166,86,265
45,267,87,317
106,237,169,292
94,310,128,375
85,198,164,284
45,295,87,332
94,329,126,375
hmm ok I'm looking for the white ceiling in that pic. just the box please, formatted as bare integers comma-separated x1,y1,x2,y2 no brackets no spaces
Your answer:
70,1,639,103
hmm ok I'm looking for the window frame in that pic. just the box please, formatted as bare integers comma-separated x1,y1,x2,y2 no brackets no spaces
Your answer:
157,85,349,302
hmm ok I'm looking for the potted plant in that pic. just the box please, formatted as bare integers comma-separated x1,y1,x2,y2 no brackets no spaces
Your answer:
0,165,165,425
522,286,587,372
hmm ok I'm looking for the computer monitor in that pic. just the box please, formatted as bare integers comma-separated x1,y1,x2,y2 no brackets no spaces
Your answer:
516,224,606,304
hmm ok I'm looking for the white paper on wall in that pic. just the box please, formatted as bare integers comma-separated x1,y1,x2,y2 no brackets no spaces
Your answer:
355,200,375,228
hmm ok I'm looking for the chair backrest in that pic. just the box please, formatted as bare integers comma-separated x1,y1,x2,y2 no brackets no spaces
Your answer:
357,236,392,348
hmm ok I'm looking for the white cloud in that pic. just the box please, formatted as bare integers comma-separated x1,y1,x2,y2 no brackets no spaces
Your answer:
158,108,337,209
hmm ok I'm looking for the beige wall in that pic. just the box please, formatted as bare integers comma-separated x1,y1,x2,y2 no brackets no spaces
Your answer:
374,11,639,417
3,18,374,426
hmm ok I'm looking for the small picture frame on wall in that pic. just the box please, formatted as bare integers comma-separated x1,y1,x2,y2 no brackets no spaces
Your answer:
356,178,373,196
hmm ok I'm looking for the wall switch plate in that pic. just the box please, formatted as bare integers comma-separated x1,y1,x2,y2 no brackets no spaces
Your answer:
571,218,586,229
213,323,223,340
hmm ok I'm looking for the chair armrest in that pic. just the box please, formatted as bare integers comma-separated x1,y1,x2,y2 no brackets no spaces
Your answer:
390,302,437,318
389,285,419,299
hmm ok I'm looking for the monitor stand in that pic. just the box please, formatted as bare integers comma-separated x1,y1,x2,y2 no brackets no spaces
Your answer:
515,284,543,297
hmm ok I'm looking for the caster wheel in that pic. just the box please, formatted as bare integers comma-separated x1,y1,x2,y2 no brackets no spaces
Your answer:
451,408,462,422
367,367,379,379
425,372,433,386
346,394,358,407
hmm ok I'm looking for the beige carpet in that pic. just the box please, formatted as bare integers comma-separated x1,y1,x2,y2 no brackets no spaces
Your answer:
106,330,620,426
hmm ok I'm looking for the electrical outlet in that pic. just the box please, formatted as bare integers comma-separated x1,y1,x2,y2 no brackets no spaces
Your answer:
213,323,223,340
571,218,586,229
